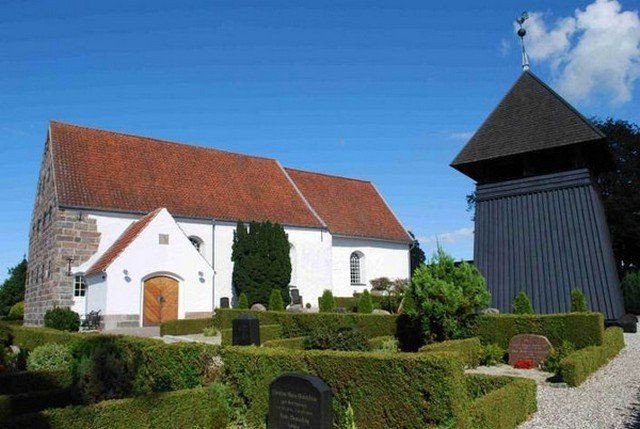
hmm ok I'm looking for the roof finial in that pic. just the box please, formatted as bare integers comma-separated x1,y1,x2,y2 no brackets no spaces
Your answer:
516,12,530,71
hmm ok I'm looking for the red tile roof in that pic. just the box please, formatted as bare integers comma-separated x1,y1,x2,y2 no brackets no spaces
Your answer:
285,168,412,243
85,208,162,276
49,121,410,242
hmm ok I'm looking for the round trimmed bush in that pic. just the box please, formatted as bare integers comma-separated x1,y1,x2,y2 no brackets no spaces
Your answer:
27,343,74,372
44,307,80,331
8,301,24,320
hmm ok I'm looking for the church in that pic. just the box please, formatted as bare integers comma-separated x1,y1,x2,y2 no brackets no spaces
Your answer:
25,122,411,328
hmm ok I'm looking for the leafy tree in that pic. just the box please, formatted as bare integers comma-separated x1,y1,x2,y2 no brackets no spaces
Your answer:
398,246,490,349
268,289,285,311
570,288,589,313
408,231,426,276
357,290,373,314
319,290,336,313
512,291,534,314
236,293,249,309
621,271,640,314
231,221,292,307
0,258,27,316
592,118,640,275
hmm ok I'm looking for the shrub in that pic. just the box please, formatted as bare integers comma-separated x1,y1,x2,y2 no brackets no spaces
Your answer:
419,337,483,368
27,344,73,373
304,326,370,352
368,336,398,352
570,289,589,312
463,375,537,429
214,309,397,339
399,247,490,348
1,323,83,351
541,340,575,373
357,290,373,314
221,346,469,428
236,293,249,309
268,289,285,311
160,318,213,336
512,291,533,314
622,271,640,314
263,337,306,349
44,308,80,332
342,403,357,429
319,290,336,313
473,312,605,349
7,302,24,321
0,370,72,395
5,384,233,429
202,326,218,337
0,387,78,422
559,327,625,386
480,344,504,366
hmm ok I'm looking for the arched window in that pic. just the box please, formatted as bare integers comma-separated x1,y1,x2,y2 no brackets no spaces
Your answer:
350,252,364,285
188,236,204,254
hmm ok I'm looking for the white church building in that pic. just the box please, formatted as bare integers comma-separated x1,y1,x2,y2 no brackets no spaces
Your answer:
25,122,411,329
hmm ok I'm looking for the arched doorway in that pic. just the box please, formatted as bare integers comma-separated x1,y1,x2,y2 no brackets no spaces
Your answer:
143,276,179,326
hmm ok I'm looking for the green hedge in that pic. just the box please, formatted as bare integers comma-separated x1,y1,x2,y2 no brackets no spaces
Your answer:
220,323,282,345
133,342,221,394
4,384,233,429
0,388,78,422
474,313,604,349
420,338,483,368
461,375,537,429
262,336,306,349
159,318,214,336
368,335,397,350
0,370,72,395
560,327,625,386
221,346,467,429
214,308,397,338
1,323,85,351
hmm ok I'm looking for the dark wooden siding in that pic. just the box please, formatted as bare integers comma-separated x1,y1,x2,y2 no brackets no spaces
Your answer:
475,169,624,319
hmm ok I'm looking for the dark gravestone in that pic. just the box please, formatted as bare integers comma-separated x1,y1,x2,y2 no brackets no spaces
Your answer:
220,297,230,309
232,314,260,346
290,288,302,306
268,373,332,429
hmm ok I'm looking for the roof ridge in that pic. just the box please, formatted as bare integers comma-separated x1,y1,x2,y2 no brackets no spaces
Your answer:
49,120,278,162
284,166,371,184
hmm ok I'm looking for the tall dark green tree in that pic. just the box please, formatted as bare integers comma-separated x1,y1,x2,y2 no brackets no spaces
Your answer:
408,231,426,276
231,221,292,307
0,257,27,316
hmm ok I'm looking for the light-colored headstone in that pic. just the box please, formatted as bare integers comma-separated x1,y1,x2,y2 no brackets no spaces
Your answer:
251,303,266,311
508,334,553,367
372,309,391,315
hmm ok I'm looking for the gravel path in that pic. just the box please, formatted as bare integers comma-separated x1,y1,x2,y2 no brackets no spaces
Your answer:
519,333,640,429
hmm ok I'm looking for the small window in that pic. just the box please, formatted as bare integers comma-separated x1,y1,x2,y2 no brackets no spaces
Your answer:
159,234,169,245
350,252,363,285
74,275,86,297
189,236,204,254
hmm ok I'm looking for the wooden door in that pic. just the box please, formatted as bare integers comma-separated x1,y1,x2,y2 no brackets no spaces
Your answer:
143,276,178,326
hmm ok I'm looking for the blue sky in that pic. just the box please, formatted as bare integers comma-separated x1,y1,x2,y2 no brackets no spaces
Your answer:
1,0,639,280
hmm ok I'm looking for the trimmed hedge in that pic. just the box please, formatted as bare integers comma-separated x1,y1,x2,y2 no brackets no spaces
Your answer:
0,370,72,395
220,323,282,345
221,346,468,429
560,327,625,386
263,336,306,349
4,384,233,429
462,375,537,429
1,323,84,351
419,338,483,368
0,388,78,422
474,313,604,349
214,308,397,338
368,335,397,350
159,318,214,336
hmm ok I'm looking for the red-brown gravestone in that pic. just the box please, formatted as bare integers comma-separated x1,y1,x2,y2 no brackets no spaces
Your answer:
508,334,553,367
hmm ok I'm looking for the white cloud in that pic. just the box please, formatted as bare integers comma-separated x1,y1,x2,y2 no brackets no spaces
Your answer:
522,0,640,104
420,227,474,245
500,38,512,57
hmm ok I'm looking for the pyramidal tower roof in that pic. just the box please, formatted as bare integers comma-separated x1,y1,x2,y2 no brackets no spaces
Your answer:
451,71,605,174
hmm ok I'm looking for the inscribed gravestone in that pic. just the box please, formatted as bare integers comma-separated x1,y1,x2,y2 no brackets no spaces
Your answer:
232,314,260,346
220,297,230,309
508,334,553,366
268,373,332,429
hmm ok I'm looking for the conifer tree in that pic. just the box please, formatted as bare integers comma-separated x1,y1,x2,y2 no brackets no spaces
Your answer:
268,289,285,311
357,290,374,314
570,288,589,312
237,292,249,309
513,291,534,314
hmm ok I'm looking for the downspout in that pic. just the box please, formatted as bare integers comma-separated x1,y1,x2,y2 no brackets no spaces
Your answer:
211,219,216,313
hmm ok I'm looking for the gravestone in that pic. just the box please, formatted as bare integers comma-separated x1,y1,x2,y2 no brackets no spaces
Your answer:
220,297,230,309
268,373,333,429
508,334,553,367
290,288,302,306
232,314,260,346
